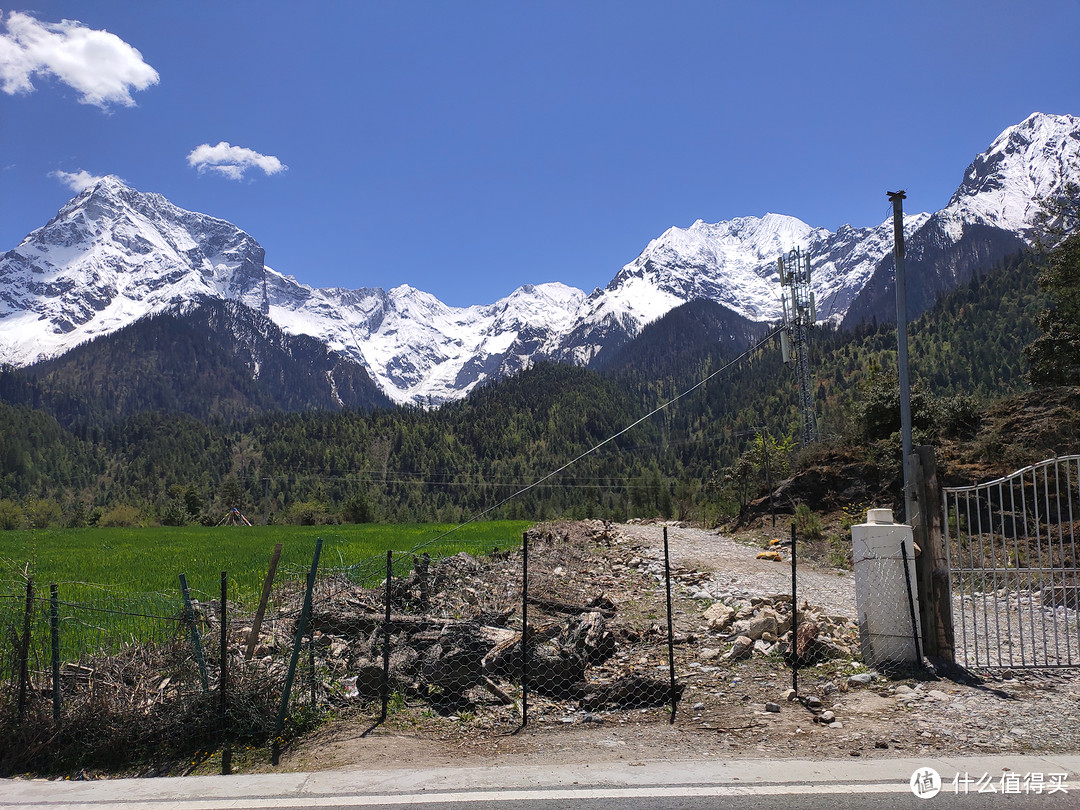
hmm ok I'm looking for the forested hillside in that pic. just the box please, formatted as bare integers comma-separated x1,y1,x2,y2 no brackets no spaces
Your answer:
0,249,1049,528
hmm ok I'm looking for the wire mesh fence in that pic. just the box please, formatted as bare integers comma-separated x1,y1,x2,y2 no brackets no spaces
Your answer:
0,522,690,774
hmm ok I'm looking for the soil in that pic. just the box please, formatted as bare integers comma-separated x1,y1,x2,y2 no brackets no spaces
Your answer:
247,520,1080,775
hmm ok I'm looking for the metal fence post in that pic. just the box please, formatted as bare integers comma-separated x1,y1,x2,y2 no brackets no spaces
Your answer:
791,522,798,697
664,527,677,724
17,576,33,725
273,537,323,766
521,530,529,727
380,549,392,722
50,583,60,722
179,573,209,692
900,539,923,665
220,571,231,775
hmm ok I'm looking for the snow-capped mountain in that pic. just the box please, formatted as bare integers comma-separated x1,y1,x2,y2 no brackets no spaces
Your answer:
1,112,1077,406
843,112,1080,327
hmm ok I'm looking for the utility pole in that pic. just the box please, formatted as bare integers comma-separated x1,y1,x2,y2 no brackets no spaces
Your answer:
888,190,915,524
778,247,817,446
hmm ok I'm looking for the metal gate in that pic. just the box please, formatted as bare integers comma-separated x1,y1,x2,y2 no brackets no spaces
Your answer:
943,455,1080,669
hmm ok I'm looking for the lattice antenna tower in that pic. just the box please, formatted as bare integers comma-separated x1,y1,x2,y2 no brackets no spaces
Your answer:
778,247,818,445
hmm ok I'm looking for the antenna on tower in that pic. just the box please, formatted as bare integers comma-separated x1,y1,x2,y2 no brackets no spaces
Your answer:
778,247,818,445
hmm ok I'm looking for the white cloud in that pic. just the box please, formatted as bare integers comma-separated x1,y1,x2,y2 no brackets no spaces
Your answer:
187,142,287,181
0,11,159,108
49,169,107,192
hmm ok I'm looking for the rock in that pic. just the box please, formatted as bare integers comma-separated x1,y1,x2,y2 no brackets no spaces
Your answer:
848,673,874,686
703,602,736,631
765,702,781,713
700,648,721,661
753,639,775,655
724,635,754,661
819,710,836,723
746,613,778,640
784,688,797,702
804,695,823,709
927,689,951,701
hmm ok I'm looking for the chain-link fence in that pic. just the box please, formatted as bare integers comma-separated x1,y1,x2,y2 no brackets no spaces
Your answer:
0,522,690,774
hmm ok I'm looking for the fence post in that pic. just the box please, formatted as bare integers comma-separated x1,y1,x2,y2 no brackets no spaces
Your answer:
179,573,209,692
246,543,282,660
17,575,33,725
913,445,955,663
50,583,60,721
900,540,923,664
273,537,323,766
663,527,676,724
220,571,231,775
790,522,798,697
380,549,392,722
521,530,529,727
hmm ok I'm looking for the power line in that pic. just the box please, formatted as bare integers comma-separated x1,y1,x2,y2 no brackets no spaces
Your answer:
411,323,788,552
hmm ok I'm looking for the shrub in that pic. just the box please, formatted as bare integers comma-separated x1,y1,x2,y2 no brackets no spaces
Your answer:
98,505,142,528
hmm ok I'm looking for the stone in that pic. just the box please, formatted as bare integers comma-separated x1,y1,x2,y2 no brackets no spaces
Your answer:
927,689,951,701
746,613,779,641
784,688,797,702
848,673,874,686
753,639,775,655
819,710,836,723
700,648,720,661
765,702,781,713
804,695,823,709
724,635,754,661
703,602,736,631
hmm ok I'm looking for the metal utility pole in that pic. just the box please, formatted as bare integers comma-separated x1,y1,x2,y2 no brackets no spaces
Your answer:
778,247,817,446
888,190,915,524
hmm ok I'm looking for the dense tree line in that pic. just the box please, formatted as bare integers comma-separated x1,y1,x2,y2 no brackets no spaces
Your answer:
0,249,1052,528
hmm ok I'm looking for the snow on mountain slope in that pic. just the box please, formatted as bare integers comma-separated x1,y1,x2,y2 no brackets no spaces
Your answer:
0,175,268,364
944,112,1080,238
1,112,1077,406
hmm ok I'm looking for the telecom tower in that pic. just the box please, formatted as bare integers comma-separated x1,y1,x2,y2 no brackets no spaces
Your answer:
778,247,818,446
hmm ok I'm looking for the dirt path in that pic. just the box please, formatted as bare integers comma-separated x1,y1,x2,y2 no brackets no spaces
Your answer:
253,521,1080,776
616,522,856,618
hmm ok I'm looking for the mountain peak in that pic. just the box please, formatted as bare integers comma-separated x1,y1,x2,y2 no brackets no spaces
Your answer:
947,112,1080,234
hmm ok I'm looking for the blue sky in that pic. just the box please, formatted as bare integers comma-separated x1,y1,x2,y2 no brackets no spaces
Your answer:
1,1,1078,306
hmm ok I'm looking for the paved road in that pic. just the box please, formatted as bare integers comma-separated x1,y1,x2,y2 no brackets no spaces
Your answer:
4,754,1078,809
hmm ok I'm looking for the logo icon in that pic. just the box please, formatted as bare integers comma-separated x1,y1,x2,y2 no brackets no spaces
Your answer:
911,767,942,799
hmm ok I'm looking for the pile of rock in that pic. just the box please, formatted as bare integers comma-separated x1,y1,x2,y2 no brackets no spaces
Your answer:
700,594,861,664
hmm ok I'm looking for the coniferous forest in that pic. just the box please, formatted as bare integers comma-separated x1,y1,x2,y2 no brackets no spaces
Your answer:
0,248,1060,530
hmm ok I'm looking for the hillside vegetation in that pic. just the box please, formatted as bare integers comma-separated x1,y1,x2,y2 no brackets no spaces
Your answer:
0,248,1063,530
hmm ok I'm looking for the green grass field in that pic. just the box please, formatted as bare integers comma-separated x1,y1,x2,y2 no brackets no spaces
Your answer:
0,522,529,663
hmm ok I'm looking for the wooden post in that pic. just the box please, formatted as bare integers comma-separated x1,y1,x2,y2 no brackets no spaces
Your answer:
246,543,282,660
913,445,955,662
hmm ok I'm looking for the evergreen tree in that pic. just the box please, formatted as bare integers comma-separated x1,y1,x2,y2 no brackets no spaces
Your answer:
1026,232,1080,386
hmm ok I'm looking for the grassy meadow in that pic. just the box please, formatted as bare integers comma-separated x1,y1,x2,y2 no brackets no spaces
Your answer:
0,522,529,662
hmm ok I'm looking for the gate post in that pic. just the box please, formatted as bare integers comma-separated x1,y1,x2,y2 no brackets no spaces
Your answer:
913,446,955,663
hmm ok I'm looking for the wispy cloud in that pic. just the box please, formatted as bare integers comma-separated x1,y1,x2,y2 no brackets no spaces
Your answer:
186,142,287,181
49,169,107,192
0,11,159,108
